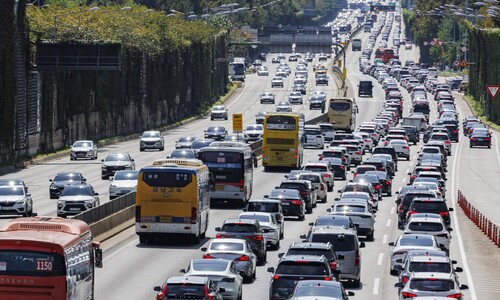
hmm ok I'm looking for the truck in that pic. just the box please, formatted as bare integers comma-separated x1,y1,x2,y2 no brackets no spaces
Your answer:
352,39,362,51
231,57,246,82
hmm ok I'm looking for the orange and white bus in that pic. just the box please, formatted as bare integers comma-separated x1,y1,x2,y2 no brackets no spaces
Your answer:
262,112,305,170
0,216,103,299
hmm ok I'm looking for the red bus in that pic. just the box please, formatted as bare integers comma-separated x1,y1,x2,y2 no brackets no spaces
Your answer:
0,217,103,299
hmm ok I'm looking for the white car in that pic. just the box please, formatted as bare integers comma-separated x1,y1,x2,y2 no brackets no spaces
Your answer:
257,66,269,76
70,140,98,160
108,170,139,200
404,216,451,253
389,234,443,275
139,131,164,151
210,105,228,120
330,198,376,240
243,124,263,142
238,212,281,250
276,101,292,112
301,161,335,192
388,139,411,160
303,125,325,149
180,259,243,300
271,77,284,88
0,185,33,217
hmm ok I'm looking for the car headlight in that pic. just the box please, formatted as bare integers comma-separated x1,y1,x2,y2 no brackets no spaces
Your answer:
16,199,26,204
125,164,132,168
102,165,107,169
57,200,65,205
50,185,58,190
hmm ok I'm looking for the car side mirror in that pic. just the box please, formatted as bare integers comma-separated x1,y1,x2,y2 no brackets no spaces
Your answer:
49,179,53,182
267,267,275,273
300,234,307,239
460,284,469,290
455,267,463,273
337,254,344,259
347,291,355,296
94,192,99,196
215,227,221,232
452,260,458,264
179,269,186,273
327,208,333,213
308,222,314,226
262,229,270,233
394,282,404,288
218,287,226,293
284,175,289,178
278,253,284,258
447,227,453,232
109,177,114,181
153,286,162,292
359,242,365,248
395,191,400,194
449,207,454,211
388,242,395,246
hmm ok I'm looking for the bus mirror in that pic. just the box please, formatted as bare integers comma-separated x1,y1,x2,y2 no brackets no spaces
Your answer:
94,248,103,268
253,157,258,168
209,173,216,191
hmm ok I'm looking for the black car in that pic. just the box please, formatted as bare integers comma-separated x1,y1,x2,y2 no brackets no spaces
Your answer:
309,95,326,111
315,75,329,86
204,126,227,141
255,111,267,124
49,172,86,199
278,180,316,214
323,157,346,180
266,188,305,220
469,130,492,148
406,197,453,227
282,242,342,280
401,125,419,145
358,80,373,97
268,255,334,300
168,149,197,159
366,170,392,196
352,174,383,200
396,190,438,228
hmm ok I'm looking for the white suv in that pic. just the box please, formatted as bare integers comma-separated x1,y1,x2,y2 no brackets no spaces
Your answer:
140,131,164,151
304,125,325,149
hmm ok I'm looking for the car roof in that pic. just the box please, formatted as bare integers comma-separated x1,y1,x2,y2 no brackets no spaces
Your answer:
248,199,281,204
280,255,328,263
289,242,333,250
410,255,450,263
223,218,259,225
166,276,210,284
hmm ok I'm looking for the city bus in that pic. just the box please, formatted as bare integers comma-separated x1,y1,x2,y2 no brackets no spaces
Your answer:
197,141,256,207
328,98,358,132
262,112,305,170
0,216,103,299
135,159,213,244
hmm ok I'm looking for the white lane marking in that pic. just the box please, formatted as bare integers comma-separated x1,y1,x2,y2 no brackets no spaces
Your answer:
450,102,478,300
402,177,407,184
226,83,250,109
377,253,384,266
390,207,395,215
386,219,392,227
382,234,388,244
409,161,413,167
495,135,500,166
373,278,380,295
33,196,44,200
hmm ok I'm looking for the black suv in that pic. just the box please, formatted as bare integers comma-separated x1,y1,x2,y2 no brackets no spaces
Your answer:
49,172,86,199
372,147,398,169
401,125,419,145
407,197,453,228
358,80,373,97
281,242,343,280
396,190,437,228
267,255,334,300
278,180,317,214
266,188,305,221
215,219,268,265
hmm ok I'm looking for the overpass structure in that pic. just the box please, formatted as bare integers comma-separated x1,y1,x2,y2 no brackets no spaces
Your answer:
258,25,334,53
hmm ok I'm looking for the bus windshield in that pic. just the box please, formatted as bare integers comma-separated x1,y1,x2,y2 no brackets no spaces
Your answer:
141,171,192,187
0,250,65,277
330,102,351,111
265,116,297,130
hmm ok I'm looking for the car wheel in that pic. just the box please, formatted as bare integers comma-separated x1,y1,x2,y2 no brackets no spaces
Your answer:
273,240,280,250
367,230,374,241
211,117,214,121
352,277,361,288
70,157,74,161
299,214,305,221
322,196,328,203
258,254,266,266
388,190,392,197
469,143,473,148
328,185,333,192
140,148,144,152
306,205,313,214
390,269,399,276
342,175,346,180
406,156,410,161
102,176,108,180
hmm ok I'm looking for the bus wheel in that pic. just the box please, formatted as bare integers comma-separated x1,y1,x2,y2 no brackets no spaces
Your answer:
193,232,201,244
139,235,148,244
200,230,206,239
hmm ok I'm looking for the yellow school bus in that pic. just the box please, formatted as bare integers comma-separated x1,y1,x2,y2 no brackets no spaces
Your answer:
135,159,212,244
262,112,305,170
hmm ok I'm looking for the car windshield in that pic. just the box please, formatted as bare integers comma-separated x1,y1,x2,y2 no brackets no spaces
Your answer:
408,222,444,232
335,205,366,213
293,285,341,297
399,236,434,247
222,224,257,233
192,260,228,272
165,284,205,298
213,107,225,111
239,215,270,223
0,187,24,196
142,132,160,138
247,202,279,213
170,150,196,159
287,249,334,260
246,125,263,130
275,262,329,275
73,141,92,147
113,171,139,181
54,174,82,181
178,137,194,143
60,185,93,196
431,134,448,141
210,242,244,251
409,261,451,273
105,154,129,162
310,234,356,251
279,183,306,191
207,127,225,133
409,279,454,291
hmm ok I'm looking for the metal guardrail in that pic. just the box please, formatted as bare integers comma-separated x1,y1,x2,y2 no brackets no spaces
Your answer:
71,192,136,225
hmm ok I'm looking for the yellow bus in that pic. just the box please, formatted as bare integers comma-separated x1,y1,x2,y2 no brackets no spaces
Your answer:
135,159,213,244
328,98,358,133
262,112,305,170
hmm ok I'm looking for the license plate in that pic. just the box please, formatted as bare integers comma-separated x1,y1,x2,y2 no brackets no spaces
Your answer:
275,157,284,161
215,185,224,191
159,216,171,222
69,208,80,211
281,202,289,206
477,138,483,141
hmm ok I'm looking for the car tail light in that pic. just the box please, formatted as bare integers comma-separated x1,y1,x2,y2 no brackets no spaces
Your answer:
385,180,390,185
339,165,345,169
379,167,385,171
402,276,409,283
250,235,263,241
191,207,198,224
355,151,361,155
239,179,245,192
320,184,325,191
470,137,476,141
485,138,491,141
353,173,357,177
447,293,462,298
319,155,324,160
445,141,451,145
156,285,167,300
355,250,361,267
329,262,337,270
324,276,333,281
204,285,214,300
408,210,417,216
203,254,215,259
365,139,371,142
216,233,222,238
372,133,377,137
237,255,250,261
341,157,345,161
300,191,308,197
291,200,302,205
273,275,280,280
439,211,450,217
375,184,381,190
453,130,458,133
398,204,404,214
404,146,410,150
402,292,418,298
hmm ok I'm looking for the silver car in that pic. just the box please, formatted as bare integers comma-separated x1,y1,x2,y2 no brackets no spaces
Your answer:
0,185,33,217
210,105,228,120
101,153,135,179
139,131,164,151
276,101,292,112
180,259,243,300
201,238,257,282
395,272,468,300
175,136,198,149
244,199,284,239
389,234,443,276
108,170,139,200
70,140,98,160
238,212,281,250
397,255,463,288
57,184,100,218
329,198,375,240
404,216,452,253
302,161,335,192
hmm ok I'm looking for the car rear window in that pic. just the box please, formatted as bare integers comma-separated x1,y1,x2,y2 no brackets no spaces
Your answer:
165,284,205,298
409,279,454,291
276,261,329,275
310,234,356,251
304,165,328,172
399,236,434,247
222,224,257,233
409,262,451,273
287,249,334,260
247,202,279,213
280,183,307,191
298,175,320,183
210,242,244,251
411,201,447,213
408,222,444,232
402,193,435,208
335,205,366,213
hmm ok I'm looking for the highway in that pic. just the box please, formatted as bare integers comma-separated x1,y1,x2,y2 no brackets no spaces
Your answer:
2,8,500,300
